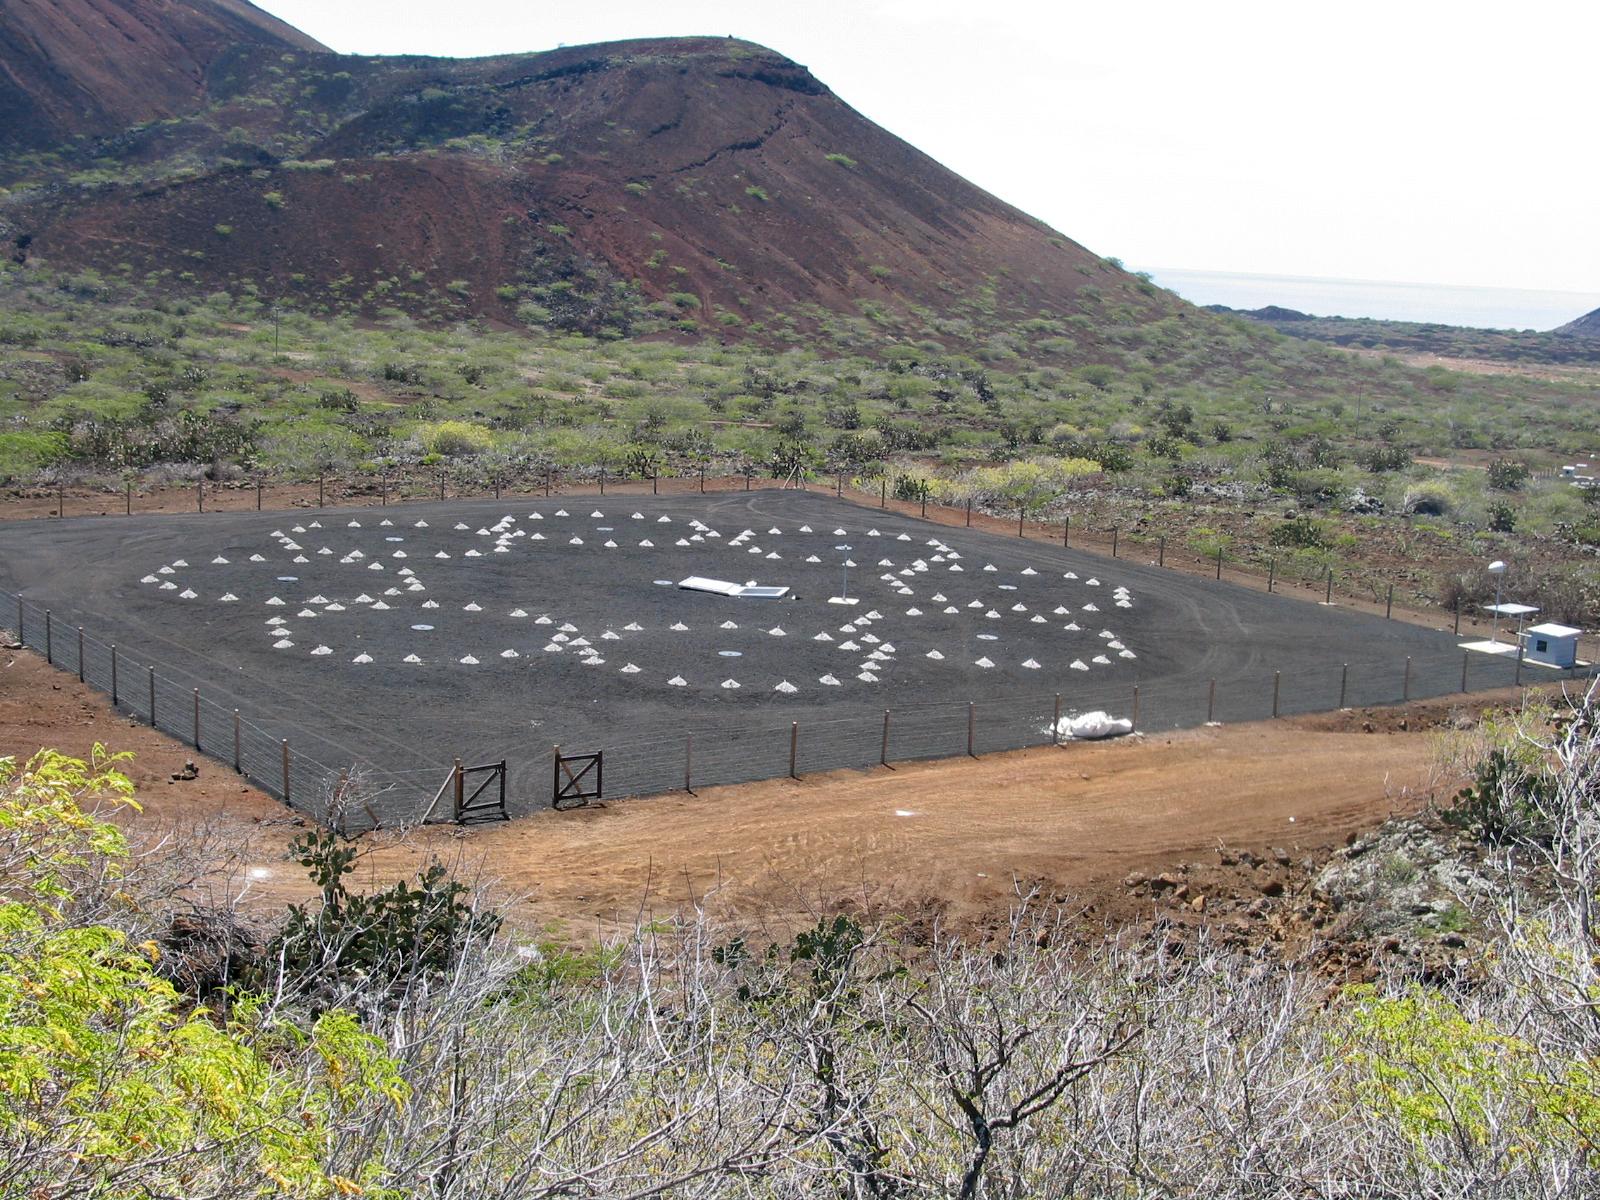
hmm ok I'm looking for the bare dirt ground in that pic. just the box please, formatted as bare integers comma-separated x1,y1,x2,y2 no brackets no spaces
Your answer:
4,637,1548,943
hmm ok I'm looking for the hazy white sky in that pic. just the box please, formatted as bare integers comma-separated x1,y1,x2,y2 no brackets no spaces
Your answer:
257,0,1597,295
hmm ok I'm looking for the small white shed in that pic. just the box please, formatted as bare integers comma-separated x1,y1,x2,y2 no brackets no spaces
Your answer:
1522,622,1581,668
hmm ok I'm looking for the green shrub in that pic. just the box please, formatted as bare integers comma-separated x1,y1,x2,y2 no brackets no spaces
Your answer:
422,420,493,456
824,153,857,168
744,185,769,202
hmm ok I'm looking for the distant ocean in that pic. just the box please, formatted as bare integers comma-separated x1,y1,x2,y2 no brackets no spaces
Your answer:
1142,268,1600,333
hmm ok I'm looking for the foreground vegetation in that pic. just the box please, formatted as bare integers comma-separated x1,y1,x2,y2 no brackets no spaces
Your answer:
3,688,1599,1196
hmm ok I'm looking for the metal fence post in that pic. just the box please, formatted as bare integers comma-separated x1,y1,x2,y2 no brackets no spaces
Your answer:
192,688,201,749
652,470,659,495
1454,598,1461,637
148,667,155,726
453,757,464,822
197,478,203,512
439,472,446,501
281,740,291,804
233,710,241,773
701,465,706,494
110,645,118,706
381,473,388,506
45,610,51,664
967,702,976,757
1461,651,1469,693
1052,693,1062,745
1272,671,1281,718
1386,584,1394,620
58,481,63,518
684,735,693,793
14,594,20,642
599,466,606,496
1112,526,1119,558
1063,514,1069,547
126,479,132,515
1325,568,1333,604
881,709,891,767
256,481,262,510
1515,643,1524,686
789,722,799,779
1158,536,1165,567
1340,663,1348,709
1268,559,1276,593
1403,656,1412,701
1207,678,1216,723
1215,547,1223,580
880,478,886,508
76,627,84,682
1131,685,1140,733
1018,504,1025,537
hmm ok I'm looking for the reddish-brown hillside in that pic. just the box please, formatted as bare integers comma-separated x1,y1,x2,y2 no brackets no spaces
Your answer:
0,0,327,152
4,22,1183,344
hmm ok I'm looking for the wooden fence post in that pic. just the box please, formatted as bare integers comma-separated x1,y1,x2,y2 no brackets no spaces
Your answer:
256,481,262,510
281,740,290,804
233,710,241,773
1340,662,1348,709
318,473,325,508
1403,655,1412,701
684,735,693,793
45,610,51,664
881,709,891,767
789,722,799,779
1325,568,1333,604
967,702,976,757
126,479,132,515
192,688,201,749
1454,597,1461,636
453,757,464,822
1132,684,1140,732
1268,559,1276,593
1018,504,1025,537
1272,671,1281,718
880,478,886,507
1207,678,1216,723
197,478,203,512
111,645,118,706
148,667,155,726
77,627,84,682
1215,547,1223,580
1052,693,1062,745
1112,526,1119,558
1158,536,1165,567
1386,584,1394,620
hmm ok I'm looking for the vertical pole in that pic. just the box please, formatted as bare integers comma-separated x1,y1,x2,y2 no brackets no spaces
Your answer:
76,627,84,682
45,610,52,664
58,482,63,517
921,489,927,519
1325,568,1333,604
552,744,560,806
15,595,21,644
1216,547,1223,580
1112,526,1119,558
966,498,973,527
545,467,552,497
126,479,132,515
193,688,201,749
881,709,891,767
599,467,605,496
1340,663,1348,709
1386,584,1394,620
256,481,262,511
1272,671,1281,718
837,472,843,497
1159,536,1165,567
319,473,325,507
495,475,501,500
1461,651,1469,693
789,722,799,779
1515,643,1524,686
233,710,241,773
453,757,464,822
1064,513,1070,547
1053,693,1062,745
1207,678,1216,723
148,667,156,727
1403,656,1412,701
1132,684,1141,732
967,702,976,757
381,473,388,506
746,471,752,493
197,478,203,512
1454,597,1461,637
281,740,290,804
1018,504,1025,537
652,470,659,495
684,735,693,793
1268,559,1276,593
439,473,446,501
879,477,885,508
111,645,118,706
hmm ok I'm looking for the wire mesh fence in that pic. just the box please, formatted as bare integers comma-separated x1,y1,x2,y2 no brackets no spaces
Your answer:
4,584,1592,831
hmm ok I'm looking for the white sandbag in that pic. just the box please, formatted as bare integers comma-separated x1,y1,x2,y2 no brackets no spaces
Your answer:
1055,710,1133,740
